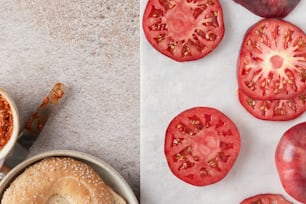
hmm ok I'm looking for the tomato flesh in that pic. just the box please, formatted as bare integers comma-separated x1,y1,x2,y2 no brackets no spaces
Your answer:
164,107,240,186
238,89,306,121
142,0,225,62
233,0,301,18
240,194,292,204
275,122,306,203
238,19,306,100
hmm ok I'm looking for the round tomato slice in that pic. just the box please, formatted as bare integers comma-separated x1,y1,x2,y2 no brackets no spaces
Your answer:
275,122,306,203
240,194,292,204
238,89,306,121
238,19,306,100
142,0,225,62
164,107,240,186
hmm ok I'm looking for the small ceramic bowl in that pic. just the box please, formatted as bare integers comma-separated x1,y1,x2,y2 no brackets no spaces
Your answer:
0,88,20,162
0,149,139,204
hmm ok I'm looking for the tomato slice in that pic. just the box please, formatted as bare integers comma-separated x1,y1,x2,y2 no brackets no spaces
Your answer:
275,122,306,203
240,194,292,204
238,19,306,100
164,107,240,186
142,0,225,62
238,89,306,121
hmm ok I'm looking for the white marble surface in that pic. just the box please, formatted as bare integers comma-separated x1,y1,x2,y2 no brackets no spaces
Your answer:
0,0,139,199
141,0,306,203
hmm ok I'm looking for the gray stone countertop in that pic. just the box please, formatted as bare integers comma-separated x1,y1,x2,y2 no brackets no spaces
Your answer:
0,0,139,199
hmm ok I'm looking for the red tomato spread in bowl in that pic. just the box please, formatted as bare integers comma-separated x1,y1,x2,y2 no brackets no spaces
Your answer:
0,94,13,150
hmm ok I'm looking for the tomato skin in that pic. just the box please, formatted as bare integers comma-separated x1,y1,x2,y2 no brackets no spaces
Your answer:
142,0,225,62
238,89,306,121
238,19,306,100
233,0,300,18
275,122,306,203
240,194,292,204
164,107,240,186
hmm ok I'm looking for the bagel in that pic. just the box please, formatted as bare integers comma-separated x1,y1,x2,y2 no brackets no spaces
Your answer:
1,157,126,204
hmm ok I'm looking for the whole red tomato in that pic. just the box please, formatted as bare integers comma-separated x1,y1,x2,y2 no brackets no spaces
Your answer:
275,122,306,203
233,0,300,18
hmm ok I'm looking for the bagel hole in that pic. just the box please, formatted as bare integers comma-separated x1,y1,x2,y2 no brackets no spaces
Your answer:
47,194,70,204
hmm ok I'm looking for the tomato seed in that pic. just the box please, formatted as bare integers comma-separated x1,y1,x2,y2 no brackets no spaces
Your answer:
159,0,175,10
167,41,177,54
148,6,163,18
259,105,266,111
174,153,184,162
300,70,306,82
189,116,203,131
297,38,306,48
246,98,256,108
153,34,166,44
203,11,219,27
205,31,217,41
273,107,285,116
172,137,183,146
199,167,208,176
181,146,192,155
182,44,191,56
218,152,230,163
288,101,296,111
207,0,215,6
177,123,193,135
245,81,256,91
179,161,194,170
208,158,218,168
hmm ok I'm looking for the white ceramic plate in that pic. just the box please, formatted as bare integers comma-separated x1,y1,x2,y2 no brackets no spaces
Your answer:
0,149,139,204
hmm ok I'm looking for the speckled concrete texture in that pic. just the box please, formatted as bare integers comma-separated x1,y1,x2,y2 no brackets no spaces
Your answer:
0,0,139,198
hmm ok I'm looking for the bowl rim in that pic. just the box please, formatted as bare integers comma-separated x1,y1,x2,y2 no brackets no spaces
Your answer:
0,88,20,161
0,149,139,204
